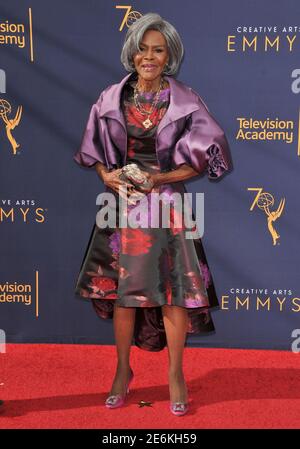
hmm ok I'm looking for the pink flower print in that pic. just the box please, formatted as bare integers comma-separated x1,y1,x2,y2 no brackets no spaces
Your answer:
89,276,116,299
199,262,211,289
119,266,130,279
109,231,121,254
110,259,119,271
121,228,154,256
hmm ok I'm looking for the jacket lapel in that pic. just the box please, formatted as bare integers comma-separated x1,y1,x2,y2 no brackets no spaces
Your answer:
99,72,201,132
98,72,202,167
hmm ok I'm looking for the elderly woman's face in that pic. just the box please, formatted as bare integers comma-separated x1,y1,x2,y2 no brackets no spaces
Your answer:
133,29,169,81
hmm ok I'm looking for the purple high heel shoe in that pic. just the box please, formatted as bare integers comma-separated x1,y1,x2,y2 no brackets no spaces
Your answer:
169,381,189,416
169,401,189,416
105,369,134,409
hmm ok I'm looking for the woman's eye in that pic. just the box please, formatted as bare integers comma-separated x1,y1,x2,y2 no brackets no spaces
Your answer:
138,48,163,53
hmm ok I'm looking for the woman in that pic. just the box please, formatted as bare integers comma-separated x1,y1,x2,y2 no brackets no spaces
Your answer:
74,13,231,416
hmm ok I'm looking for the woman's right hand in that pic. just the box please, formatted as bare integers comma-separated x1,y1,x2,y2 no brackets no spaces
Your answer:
102,168,136,201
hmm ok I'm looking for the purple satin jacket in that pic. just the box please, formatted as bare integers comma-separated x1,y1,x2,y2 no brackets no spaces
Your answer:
74,72,231,179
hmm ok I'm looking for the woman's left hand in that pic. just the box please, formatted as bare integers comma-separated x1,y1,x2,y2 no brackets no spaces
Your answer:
136,171,156,194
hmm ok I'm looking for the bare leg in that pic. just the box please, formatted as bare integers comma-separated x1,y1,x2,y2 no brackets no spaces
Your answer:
108,304,136,396
162,305,189,403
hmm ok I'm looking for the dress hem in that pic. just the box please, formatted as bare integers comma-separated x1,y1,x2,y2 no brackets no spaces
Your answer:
74,289,218,311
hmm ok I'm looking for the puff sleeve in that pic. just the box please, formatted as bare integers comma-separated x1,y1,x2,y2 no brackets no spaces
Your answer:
171,94,231,179
73,91,106,168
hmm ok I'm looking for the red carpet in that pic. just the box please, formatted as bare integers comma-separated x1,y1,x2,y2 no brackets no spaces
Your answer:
0,344,299,429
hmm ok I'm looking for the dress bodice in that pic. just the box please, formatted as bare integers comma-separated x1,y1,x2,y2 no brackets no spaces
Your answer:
121,77,170,172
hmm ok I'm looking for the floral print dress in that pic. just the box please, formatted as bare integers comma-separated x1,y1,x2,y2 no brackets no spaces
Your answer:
74,77,219,352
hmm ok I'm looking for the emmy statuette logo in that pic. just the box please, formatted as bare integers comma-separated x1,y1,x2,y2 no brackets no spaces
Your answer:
0,99,22,154
248,187,285,246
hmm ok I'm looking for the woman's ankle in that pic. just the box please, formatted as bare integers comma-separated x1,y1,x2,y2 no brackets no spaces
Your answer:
168,368,185,379
116,363,132,374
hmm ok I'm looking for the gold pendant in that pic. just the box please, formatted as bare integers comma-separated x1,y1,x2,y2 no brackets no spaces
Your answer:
143,118,152,128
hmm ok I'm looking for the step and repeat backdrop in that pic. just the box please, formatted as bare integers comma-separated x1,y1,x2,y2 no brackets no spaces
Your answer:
0,0,300,350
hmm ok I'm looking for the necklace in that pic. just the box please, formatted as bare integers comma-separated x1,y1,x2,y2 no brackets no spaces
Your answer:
133,78,164,128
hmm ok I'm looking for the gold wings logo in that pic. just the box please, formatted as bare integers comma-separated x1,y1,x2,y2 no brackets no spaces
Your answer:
248,187,285,246
0,99,22,154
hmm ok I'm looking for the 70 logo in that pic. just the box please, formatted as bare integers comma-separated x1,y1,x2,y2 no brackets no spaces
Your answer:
115,5,142,31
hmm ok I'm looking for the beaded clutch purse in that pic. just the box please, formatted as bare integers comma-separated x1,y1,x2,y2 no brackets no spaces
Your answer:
119,163,154,192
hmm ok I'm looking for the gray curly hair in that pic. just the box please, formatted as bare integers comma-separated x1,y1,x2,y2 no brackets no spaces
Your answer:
120,12,184,76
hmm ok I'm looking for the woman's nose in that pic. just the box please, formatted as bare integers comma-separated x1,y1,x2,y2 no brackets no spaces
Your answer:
144,49,154,59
